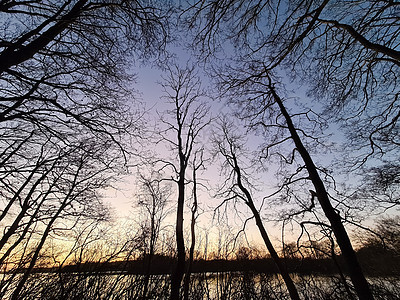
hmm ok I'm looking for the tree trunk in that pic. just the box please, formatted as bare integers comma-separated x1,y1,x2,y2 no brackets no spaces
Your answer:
248,201,300,300
0,0,88,74
11,203,66,300
232,155,300,300
170,169,186,300
183,163,199,300
268,80,373,300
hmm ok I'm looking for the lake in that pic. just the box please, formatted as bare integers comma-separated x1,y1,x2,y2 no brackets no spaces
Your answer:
2,272,399,299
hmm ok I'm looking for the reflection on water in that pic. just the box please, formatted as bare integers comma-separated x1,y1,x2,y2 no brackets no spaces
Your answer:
1,272,399,299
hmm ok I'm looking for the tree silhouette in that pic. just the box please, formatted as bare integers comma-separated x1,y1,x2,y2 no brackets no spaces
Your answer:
213,117,301,300
134,171,172,299
181,1,400,298
0,1,168,297
157,65,210,299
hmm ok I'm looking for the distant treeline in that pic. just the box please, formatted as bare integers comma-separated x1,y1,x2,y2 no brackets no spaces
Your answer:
31,244,399,277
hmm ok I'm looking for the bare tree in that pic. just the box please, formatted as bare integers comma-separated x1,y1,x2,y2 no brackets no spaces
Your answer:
212,118,301,300
0,137,114,299
211,70,372,298
134,171,172,299
178,1,400,298
267,77,374,299
355,162,400,212
186,0,399,152
156,64,210,299
185,0,399,207
183,149,205,300
0,0,167,132
0,2,169,297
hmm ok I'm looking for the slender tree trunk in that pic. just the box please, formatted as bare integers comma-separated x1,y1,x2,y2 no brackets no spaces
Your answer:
11,203,65,300
232,155,300,300
0,196,46,266
248,202,300,300
0,168,51,250
165,65,208,300
142,230,154,299
183,162,199,300
268,79,373,300
183,204,196,300
0,161,39,222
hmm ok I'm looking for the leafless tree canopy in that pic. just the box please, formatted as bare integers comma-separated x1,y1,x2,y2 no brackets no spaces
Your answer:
187,0,399,167
0,1,168,298
0,1,399,299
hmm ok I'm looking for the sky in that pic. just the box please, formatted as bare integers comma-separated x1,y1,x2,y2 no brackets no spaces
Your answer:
100,53,283,249
102,61,340,251
99,4,400,254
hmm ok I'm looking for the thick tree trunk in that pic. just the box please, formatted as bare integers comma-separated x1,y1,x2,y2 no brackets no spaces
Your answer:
0,0,88,74
268,80,373,300
170,170,186,300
